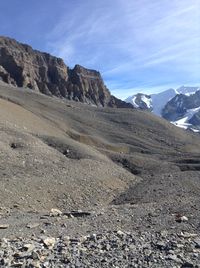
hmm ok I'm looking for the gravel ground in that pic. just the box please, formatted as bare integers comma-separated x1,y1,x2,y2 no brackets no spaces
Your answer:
1,204,200,267
1,230,200,267
1,84,200,267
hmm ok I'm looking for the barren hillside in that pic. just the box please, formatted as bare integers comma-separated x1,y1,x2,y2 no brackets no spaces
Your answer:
1,82,200,266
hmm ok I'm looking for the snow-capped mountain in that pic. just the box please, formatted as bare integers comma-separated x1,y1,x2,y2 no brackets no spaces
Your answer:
125,86,200,132
125,93,153,111
162,89,200,131
125,88,177,116
151,88,177,116
177,86,200,95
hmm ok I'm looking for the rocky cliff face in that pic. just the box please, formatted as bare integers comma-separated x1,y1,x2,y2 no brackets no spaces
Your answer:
0,36,132,108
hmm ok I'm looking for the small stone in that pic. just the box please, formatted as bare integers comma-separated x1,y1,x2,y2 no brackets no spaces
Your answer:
43,262,50,268
31,260,41,268
181,216,188,221
193,238,200,248
64,210,91,217
10,262,24,267
193,253,199,258
90,233,97,242
181,262,194,268
160,230,168,238
0,224,9,229
23,243,35,252
156,241,166,250
175,214,188,223
177,244,184,249
50,208,62,217
117,230,125,236
166,254,181,263
32,250,40,260
179,232,197,238
26,223,40,229
42,237,56,249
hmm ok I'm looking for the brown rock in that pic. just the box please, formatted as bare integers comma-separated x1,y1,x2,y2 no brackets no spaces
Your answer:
0,36,133,108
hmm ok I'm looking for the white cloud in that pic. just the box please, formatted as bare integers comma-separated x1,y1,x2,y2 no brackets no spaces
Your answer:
45,0,200,96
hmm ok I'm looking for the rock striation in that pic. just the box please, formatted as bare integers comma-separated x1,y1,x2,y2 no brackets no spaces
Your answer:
0,36,132,108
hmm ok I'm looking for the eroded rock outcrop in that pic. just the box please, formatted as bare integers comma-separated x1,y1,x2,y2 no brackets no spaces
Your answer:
0,36,132,108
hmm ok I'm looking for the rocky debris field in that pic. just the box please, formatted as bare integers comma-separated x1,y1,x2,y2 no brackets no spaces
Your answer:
1,230,200,268
0,203,200,267
1,84,200,267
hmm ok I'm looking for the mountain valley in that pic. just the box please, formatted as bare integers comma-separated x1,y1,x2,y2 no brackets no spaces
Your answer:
0,38,200,267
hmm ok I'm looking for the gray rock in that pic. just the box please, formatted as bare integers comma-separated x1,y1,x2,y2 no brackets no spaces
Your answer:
181,262,194,268
0,224,9,229
193,238,200,248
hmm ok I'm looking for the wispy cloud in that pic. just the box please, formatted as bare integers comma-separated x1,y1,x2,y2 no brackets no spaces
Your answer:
0,0,198,99
45,0,200,98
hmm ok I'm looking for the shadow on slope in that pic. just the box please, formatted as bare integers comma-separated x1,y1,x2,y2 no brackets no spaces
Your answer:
1,82,200,211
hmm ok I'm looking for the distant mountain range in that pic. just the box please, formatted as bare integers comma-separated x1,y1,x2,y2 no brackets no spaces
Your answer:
1,37,200,133
125,86,200,132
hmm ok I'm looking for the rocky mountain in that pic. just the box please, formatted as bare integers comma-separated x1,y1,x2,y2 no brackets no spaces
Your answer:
151,88,177,115
177,86,200,95
125,93,153,111
125,86,200,131
162,89,200,131
0,36,132,108
125,88,177,115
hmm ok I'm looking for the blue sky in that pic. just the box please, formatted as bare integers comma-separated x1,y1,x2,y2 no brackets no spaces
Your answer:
0,0,199,99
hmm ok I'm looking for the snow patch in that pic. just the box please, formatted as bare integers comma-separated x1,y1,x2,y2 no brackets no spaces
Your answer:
141,95,152,109
172,106,200,130
184,88,200,96
131,96,139,108
191,128,200,133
